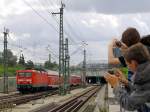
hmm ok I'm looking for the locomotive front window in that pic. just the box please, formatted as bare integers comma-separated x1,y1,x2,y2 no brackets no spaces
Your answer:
18,72,32,77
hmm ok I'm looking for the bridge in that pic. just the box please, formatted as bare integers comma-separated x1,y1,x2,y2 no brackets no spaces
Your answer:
71,60,112,84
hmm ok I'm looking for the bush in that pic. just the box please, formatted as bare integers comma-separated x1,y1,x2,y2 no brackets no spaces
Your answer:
0,64,25,77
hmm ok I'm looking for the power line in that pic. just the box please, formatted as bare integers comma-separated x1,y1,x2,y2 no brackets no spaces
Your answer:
45,0,51,6
65,10,85,40
46,47,59,58
46,44,58,55
23,0,79,46
37,0,51,14
64,18,80,40
70,45,83,56
51,12,78,45
46,1,80,45
22,0,86,65
23,0,59,33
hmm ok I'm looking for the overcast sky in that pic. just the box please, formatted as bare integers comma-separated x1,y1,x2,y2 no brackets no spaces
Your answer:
0,0,150,65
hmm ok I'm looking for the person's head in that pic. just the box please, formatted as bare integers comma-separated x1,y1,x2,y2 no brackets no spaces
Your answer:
141,35,150,53
140,35,150,46
124,43,150,72
121,27,141,47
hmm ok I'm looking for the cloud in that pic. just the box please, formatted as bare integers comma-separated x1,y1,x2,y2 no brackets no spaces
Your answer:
66,0,150,14
0,0,61,19
0,0,29,17
0,9,60,63
1,0,150,65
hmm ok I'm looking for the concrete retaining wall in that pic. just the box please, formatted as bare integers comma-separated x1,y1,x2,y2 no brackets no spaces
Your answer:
94,84,109,112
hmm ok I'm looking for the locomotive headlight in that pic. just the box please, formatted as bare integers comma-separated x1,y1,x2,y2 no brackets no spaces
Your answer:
26,79,32,82
18,79,32,82
26,79,32,83
18,79,24,82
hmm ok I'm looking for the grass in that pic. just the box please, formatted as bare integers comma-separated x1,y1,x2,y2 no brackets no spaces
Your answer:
0,64,25,77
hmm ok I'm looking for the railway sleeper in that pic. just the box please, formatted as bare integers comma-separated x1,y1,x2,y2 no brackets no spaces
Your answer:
49,99,78,112
64,100,83,112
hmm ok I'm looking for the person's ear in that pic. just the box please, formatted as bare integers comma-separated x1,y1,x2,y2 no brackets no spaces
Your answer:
131,60,138,66
131,60,138,70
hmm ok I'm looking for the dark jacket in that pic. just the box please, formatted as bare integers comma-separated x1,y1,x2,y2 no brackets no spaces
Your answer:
114,61,150,111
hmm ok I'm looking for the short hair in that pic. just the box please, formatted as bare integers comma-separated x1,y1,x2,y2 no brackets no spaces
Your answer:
140,35,150,46
121,27,141,47
124,43,150,64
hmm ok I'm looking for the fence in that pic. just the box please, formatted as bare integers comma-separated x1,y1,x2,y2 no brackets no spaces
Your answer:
0,77,16,93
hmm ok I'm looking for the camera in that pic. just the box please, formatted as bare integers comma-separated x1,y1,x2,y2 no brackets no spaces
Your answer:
108,70,115,74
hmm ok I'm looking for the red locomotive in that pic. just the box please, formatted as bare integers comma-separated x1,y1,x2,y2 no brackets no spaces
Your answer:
16,69,81,93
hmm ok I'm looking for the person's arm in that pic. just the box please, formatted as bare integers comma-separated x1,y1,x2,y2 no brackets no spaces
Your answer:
104,73,119,88
108,39,120,65
114,85,150,111
124,81,134,93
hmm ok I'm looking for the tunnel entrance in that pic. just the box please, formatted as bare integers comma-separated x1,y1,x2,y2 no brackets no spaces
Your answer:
86,76,100,84
86,76,106,84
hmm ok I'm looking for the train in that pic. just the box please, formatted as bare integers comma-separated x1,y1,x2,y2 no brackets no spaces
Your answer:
16,69,81,93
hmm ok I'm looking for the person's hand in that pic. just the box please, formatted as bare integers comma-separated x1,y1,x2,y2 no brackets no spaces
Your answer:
120,42,128,49
114,69,128,85
115,69,124,78
118,77,128,85
112,38,119,47
104,73,119,88
120,42,128,54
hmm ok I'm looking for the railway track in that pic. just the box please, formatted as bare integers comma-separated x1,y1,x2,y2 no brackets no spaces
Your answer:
0,89,58,111
34,86,100,112
0,93,20,100
0,86,81,110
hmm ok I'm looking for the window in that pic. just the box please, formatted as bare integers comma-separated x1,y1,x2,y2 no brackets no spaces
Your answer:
18,72,32,77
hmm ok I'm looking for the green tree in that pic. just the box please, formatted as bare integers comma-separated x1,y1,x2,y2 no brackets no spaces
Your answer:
44,61,58,70
7,49,17,66
18,54,25,65
26,60,34,69
0,49,17,66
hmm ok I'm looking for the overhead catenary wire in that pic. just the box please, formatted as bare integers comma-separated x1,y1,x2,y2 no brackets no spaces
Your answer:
45,0,81,45
21,0,87,64
36,0,77,45
0,29,60,64
64,9,85,41
23,0,79,46
46,44,58,56
23,0,59,33
6,38,59,63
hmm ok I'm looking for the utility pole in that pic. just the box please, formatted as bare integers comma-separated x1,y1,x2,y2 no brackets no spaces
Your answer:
64,38,70,94
49,54,51,63
3,28,9,93
46,45,51,64
52,2,66,95
82,41,87,88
